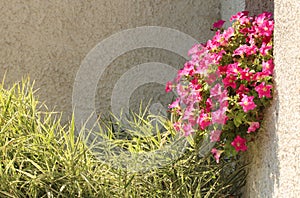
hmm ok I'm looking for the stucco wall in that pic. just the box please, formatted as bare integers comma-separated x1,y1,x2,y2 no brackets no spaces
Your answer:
244,0,300,197
0,1,220,123
245,0,274,16
220,0,245,28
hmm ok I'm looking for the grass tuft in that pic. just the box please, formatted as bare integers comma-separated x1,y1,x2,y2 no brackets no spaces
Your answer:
0,79,246,197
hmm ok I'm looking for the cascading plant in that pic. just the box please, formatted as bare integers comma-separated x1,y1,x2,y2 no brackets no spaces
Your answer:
166,11,274,162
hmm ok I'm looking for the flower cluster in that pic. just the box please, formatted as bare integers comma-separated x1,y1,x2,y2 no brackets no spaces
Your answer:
166,11,274,162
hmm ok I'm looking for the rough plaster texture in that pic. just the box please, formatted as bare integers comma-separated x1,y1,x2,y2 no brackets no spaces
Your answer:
245,0,274,16
0,0,220,123
220,0,245,27
244,0,300,197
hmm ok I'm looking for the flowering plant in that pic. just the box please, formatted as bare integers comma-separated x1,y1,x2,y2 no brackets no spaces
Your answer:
166,11,274,162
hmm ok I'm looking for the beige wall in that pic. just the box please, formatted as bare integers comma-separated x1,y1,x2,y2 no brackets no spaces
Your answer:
0,0,219,123
244,0,300,197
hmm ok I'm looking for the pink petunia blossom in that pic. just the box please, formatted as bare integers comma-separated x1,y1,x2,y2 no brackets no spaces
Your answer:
247,122,260,133
233,44,258,56
165,81,173,93
188,44,202,56
168,98,180,109
206,72,218,85
205,98,212,112
211,148,222,163
206,38,221,50
230,11,249,22
223,74,237,89
212,30,226,46
255,12,272,26
213,20,226,29
210,130,222,142
231,135,248,152
259,42,272,56
186,88,202,104
197,110,211,130
176,84,189,103
210,83,222,97
211,107,228,125
223,27,235,41
256,20,274,38
262,59,274,75
210,50,226,64
253,72,268,82
240,68,253,81
190,78,201,89
255,82,272,98
237,84,250,99
182,104,196,123
182,123,194,136
197,111,211,130
219,90,229,109
239,94,257,112
173,122,181,132
226,63,242,76
219,68,228,78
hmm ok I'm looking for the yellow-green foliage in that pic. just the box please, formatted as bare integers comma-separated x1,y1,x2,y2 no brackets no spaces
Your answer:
0,79,246,197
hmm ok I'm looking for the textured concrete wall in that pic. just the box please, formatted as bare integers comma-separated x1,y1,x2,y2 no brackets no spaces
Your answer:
245,0,274,15
220,0,245,27
0,0,220,122
244,0,300,197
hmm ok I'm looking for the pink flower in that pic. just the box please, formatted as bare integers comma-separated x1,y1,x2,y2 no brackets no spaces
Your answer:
255,82,272,98
165,81,173,92
173,122,181,132
256,20,274,38
231,135,248,152
212,50,226,63
197,111,211,130
188,44,202,56
223,74,237,89
233,44,258,56
210,130,222,142
205,98,212,112
182,123,194,136
213,20,226,29
206,38,221,50
262,59,274,75
211,148,222,163
212,30,223,43
255,12,272,26
205,72,217,85
238,94,257,112
182,104,196,126
190,78,201,90
186,89,202,104
223,27,234,41
218,65,228,75
240,68,253,81
168,98,180,109
226,63,242,76
253,72,268,82
247,122,260,133
259,42,272,56
210,83,222,97
211,107,227,125
176,84,189,103
230,11,249,22
237,84,250,99
219,90,229,109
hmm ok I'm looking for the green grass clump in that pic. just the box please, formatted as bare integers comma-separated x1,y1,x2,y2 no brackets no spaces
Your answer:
0,79,246,197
